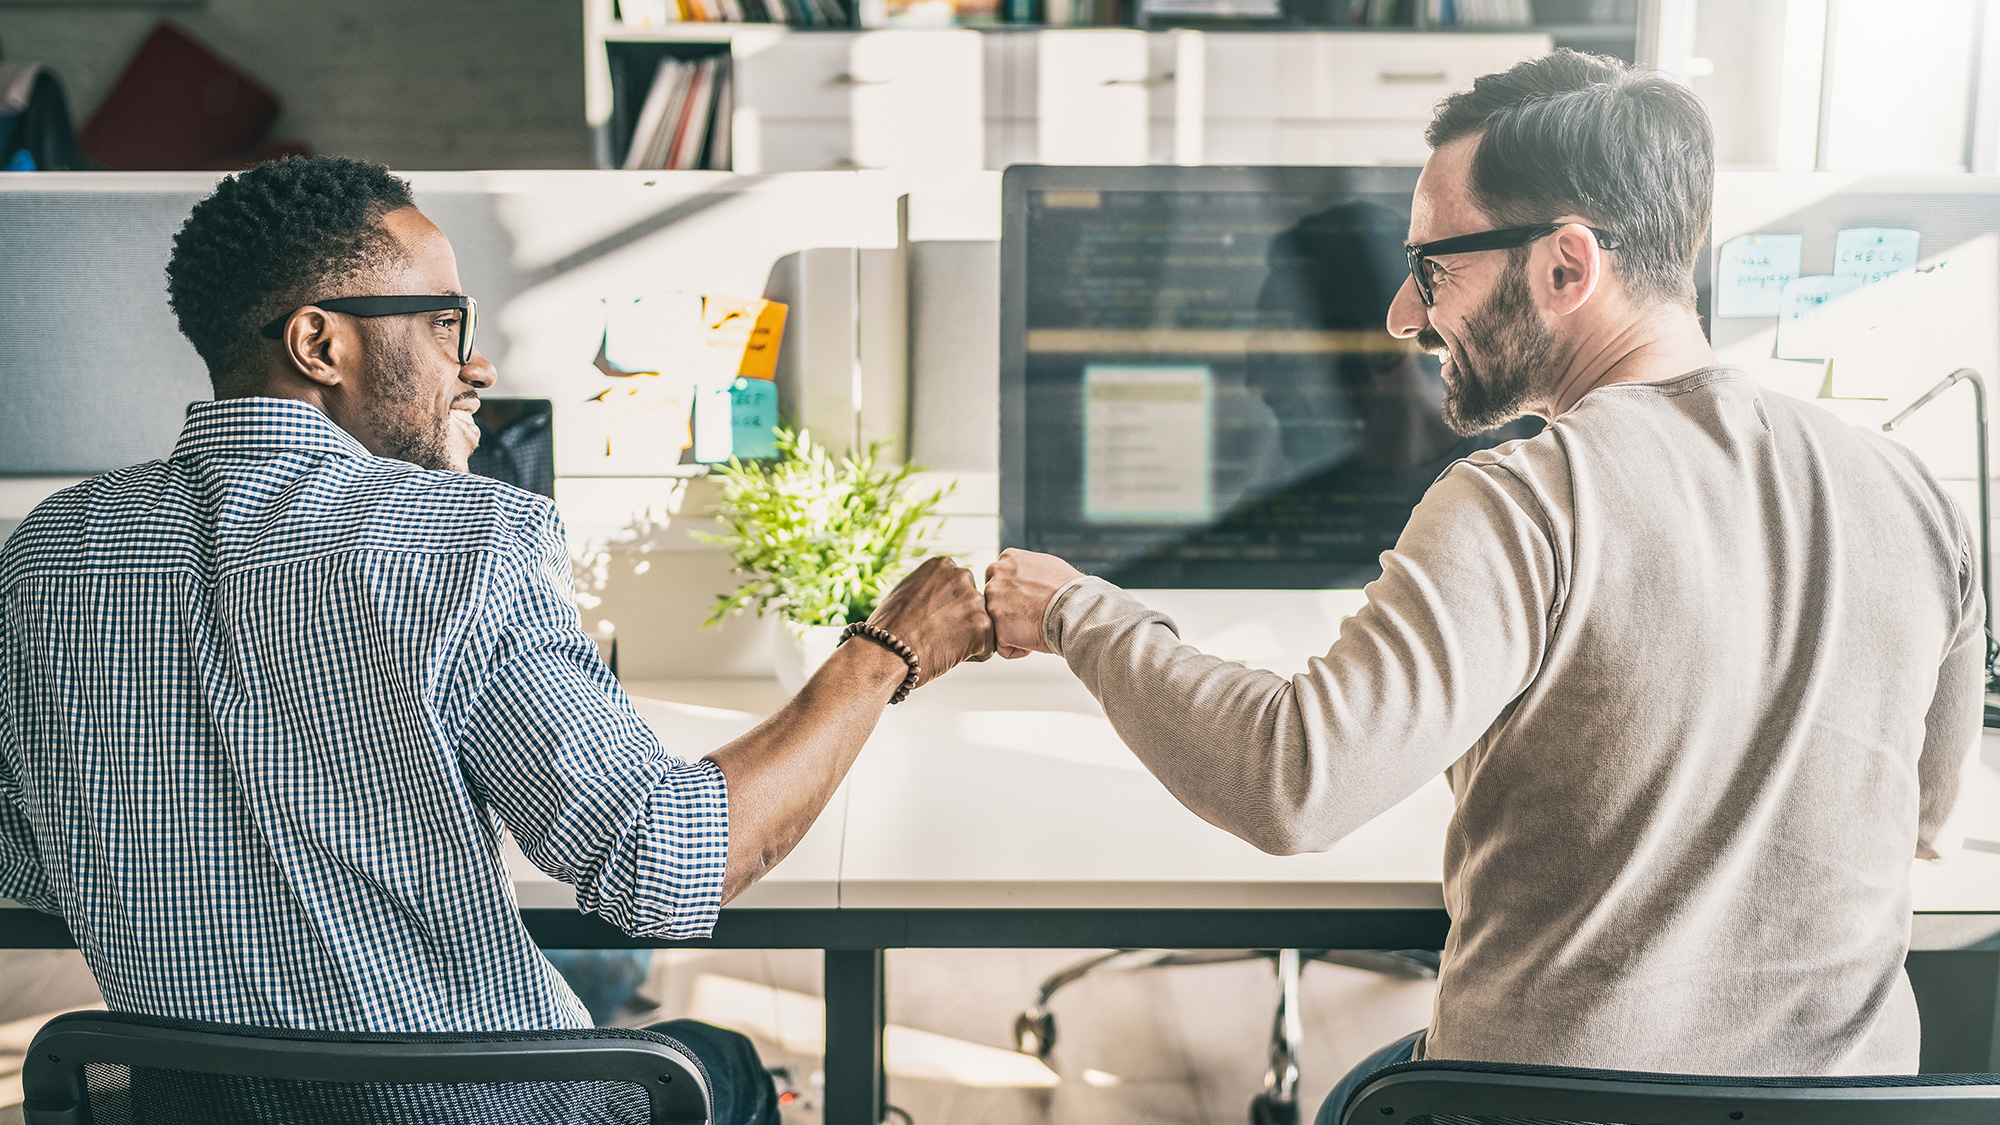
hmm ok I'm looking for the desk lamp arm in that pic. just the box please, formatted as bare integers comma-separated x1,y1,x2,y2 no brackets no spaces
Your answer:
1884,368,1994,682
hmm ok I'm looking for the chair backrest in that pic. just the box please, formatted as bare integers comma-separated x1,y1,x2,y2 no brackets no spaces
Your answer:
1341,1059,2000,1125
20,1010,710,1125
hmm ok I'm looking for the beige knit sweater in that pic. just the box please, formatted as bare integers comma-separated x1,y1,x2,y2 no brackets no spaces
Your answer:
1044,367,1983,1075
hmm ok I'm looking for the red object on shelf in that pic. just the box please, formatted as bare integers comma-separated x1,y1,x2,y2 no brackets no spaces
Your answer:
79,22,282,170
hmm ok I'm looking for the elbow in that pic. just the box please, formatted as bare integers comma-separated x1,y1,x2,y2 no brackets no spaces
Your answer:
1240,818,1341,857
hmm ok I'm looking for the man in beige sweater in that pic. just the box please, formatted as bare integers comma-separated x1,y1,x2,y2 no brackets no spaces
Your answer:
984,50,1985,1118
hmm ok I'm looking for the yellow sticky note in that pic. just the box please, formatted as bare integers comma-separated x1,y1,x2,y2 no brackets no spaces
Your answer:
699,296,789,380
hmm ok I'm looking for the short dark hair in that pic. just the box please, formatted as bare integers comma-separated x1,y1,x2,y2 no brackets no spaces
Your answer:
1426,49,1713,307
166,156,415,396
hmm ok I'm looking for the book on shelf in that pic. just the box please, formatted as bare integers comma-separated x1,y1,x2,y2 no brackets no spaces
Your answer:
622,56,733,170
1422,0,1531,24
1139,0,1280,20
614,0,850,26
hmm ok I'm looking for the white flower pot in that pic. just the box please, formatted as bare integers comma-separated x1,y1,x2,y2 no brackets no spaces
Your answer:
773,621,847,693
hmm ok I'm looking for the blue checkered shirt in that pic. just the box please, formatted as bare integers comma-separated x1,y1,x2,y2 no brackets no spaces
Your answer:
0,398,729,1032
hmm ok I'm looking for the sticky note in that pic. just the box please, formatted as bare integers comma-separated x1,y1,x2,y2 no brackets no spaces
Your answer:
1834,228,1921,286
589,372,695,473
692,378,735,464
730,377,780,460
1716,233,1802,318
697,296,790,380
601,293,702,374
1774,275,1862,360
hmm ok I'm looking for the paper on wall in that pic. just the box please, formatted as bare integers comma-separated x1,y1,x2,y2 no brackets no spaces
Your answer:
601,293,703,374
1774,275,1863,360
693,379,735,463
730,377,780,460
1808,252,1997,404
1834,228,1921,286
589,373,696,474
698,295,789,380
1716,233,1802,318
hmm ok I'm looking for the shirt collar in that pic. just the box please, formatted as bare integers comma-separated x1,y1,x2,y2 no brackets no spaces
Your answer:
172,398,373,462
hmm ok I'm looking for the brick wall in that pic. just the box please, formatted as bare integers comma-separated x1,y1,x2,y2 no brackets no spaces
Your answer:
0,0,591,170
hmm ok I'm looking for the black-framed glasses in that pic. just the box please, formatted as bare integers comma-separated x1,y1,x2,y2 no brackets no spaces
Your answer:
260,295,478,365
1405,223,1622,307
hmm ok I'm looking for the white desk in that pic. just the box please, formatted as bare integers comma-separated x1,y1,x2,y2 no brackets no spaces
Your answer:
13,664,2000,1125
530,661,2000,920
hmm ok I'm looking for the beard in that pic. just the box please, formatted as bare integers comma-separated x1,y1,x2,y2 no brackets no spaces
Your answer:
1420,259,1560,437
359,333,456,471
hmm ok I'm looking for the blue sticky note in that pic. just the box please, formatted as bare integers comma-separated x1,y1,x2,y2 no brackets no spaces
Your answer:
1834,228,1921,286
1716,233,1802,318
729,378,779,461
1774,274,1862,360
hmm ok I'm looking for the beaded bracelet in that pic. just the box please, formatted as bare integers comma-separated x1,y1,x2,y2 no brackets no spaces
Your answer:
839,621,923,704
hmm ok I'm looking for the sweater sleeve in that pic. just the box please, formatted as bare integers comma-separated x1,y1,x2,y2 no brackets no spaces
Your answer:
1915,501,1984,860
1043,460,1560,855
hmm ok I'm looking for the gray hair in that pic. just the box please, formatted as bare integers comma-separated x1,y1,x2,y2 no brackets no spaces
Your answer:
1427,49,1714,308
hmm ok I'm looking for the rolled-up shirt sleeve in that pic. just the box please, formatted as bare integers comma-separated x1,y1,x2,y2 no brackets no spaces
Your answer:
0,766,55,914
0,612,55,914
456,505,729,939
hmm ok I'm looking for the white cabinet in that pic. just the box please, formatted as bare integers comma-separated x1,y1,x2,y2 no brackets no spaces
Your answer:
734,29,982,171
851,30,984,170
601,27,1555,172
1036,30,1151,164
1201,32,1552,166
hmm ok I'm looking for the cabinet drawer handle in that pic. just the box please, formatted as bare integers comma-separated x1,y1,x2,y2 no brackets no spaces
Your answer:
1379,70,1448,84
831,73,892,85
1103,73,1175,86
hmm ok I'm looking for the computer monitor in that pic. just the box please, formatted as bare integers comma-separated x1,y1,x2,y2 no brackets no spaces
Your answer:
1000,165,1540,589
467,397,555,499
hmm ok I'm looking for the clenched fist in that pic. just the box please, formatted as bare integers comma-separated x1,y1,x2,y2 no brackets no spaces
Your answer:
866,556,996,689
983,548,1085,659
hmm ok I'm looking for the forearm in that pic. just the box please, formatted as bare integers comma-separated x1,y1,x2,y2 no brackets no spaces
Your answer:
1047,579,1346,854
704,639,907,900
1045,472,1551,855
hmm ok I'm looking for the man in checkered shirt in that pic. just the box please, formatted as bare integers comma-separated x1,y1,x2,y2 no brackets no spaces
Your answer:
0,156,995,1123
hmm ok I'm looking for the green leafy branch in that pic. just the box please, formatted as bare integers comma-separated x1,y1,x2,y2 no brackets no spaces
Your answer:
695,427,951,629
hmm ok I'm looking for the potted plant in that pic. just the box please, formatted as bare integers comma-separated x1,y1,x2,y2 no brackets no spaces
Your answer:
698,427,951,691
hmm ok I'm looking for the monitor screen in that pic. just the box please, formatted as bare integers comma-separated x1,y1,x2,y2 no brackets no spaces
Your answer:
468,398,555,499
1000,166,1541,589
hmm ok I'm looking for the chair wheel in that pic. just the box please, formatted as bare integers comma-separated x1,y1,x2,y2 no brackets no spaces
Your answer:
1013,1010,1056,1059
1249,1091,1299,1125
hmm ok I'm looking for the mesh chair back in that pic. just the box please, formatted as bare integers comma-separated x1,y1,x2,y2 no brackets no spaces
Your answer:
21,1010,709,1125
1341,1059,2000,1125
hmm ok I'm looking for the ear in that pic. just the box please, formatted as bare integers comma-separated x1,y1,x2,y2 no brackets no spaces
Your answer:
1540,222,1606,317
279,307,352,389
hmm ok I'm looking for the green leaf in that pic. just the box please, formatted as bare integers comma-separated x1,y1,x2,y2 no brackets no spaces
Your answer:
697,427,954,629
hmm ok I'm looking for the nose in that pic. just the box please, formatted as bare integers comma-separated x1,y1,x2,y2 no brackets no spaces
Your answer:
1387,274,1428,340
461,348,497,391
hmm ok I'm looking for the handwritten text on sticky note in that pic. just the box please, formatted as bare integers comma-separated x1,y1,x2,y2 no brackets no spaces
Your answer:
1775,274,1863,360
1834,228,1921,286
1717,233,1802,318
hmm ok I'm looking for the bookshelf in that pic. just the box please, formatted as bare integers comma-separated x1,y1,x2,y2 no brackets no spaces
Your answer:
582,0,1641,170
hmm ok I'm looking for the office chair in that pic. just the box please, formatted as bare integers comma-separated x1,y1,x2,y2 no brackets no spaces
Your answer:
1011,947,1440,1125
21,1010,710,1125
1339,1059,2000,1125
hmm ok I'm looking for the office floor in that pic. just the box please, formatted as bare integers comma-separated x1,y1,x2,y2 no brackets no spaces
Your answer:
635,948,1436,1125
0,947,1436,1125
